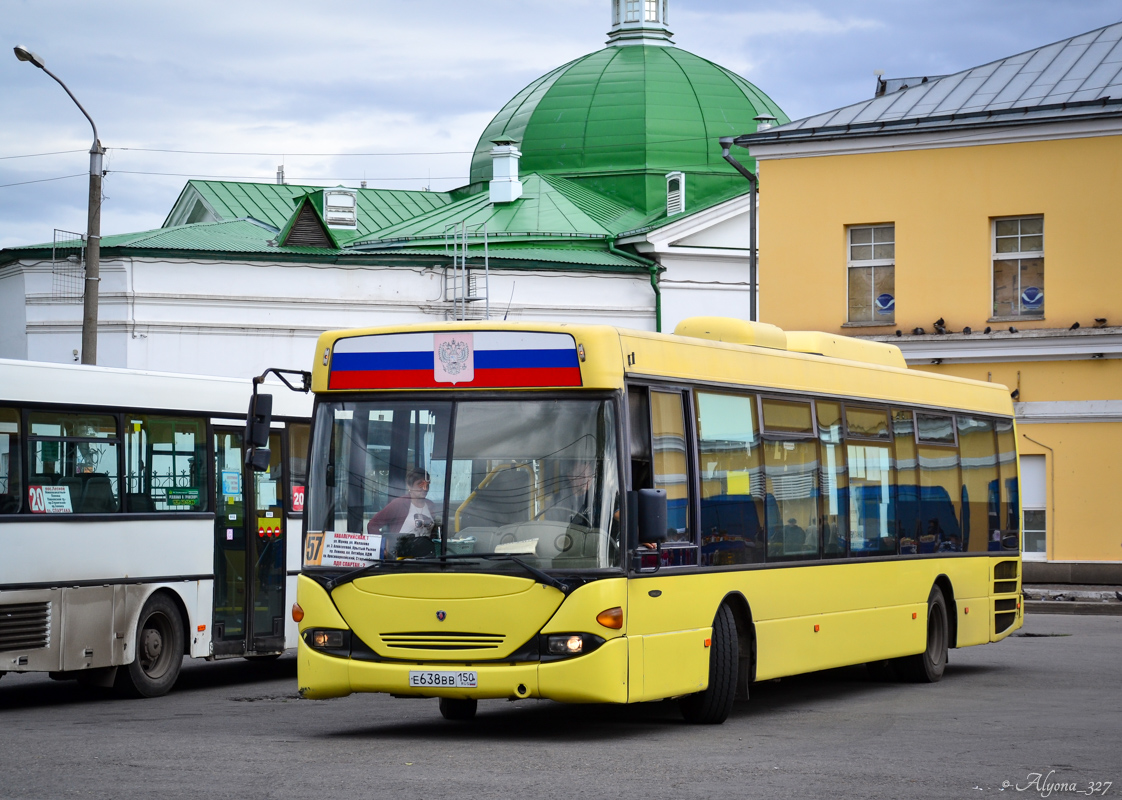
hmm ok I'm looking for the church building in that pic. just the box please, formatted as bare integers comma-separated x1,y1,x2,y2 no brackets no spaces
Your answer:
0,1,785,378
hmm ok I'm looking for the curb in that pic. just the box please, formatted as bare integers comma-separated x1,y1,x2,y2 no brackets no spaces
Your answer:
1024,601,1122,616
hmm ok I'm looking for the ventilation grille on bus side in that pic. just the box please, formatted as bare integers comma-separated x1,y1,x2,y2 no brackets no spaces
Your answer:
0,602,51,651
379,632,506,651
994,561,1019,581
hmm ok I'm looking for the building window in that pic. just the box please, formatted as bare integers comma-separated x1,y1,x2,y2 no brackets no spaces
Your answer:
645,0,659,21
1020,454,1046,557
613,0,620,25
847,224,895,324
625,0,640,22
993,216,1043,318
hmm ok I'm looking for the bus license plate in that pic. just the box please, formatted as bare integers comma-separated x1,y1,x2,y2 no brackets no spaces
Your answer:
408,670,478,688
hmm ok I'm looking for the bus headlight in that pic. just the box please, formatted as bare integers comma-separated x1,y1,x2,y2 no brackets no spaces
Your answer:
305,629,350,651
542,633,605,659
547,635,584,655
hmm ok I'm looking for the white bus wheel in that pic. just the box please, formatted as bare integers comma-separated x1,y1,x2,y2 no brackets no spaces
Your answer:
115,593,184,698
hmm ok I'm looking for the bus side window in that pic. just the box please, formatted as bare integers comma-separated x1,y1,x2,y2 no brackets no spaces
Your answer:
845,405,895,558
696,391,764,565
957,415,997,553
761,397,819,561
916,413,962,555
650,390,691,541
816,401,846,558
0,407,20,514
287,422,310,514
893,409,919,554
995,418,1019,551
125,415,207,513
28,411,120,514
628,387,651,492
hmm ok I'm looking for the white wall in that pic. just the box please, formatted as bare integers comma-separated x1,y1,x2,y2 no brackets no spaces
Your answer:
4,256,655,378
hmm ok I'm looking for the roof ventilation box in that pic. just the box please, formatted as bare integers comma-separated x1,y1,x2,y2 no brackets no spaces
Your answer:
323,189,357,229
674,317,787,350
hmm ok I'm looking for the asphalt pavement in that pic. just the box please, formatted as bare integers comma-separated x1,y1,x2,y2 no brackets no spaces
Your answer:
0,614,1119,800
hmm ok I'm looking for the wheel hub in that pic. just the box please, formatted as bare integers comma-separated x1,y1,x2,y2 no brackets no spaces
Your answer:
142,627,163,662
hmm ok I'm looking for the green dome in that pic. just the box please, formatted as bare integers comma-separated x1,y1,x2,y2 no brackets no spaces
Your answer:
470,45,788,213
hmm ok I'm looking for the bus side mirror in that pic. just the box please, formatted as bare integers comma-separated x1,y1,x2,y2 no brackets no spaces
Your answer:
628,488,666,573
245,393,273,472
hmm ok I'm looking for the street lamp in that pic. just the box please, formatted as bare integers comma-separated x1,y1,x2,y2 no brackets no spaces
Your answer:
14,45,104,366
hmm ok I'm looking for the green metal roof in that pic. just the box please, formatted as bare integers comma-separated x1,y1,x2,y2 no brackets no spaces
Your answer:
351,173,648,248
163,180,454,236
385,242,646,271
469,45,788,211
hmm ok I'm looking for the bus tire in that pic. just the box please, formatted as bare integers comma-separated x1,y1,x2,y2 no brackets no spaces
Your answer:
679,603,738,724
115,593,184,698
899,586,949,683
439,697,478,721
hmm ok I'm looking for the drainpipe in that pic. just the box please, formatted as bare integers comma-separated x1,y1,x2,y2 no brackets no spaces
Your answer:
719,137,757,322
609,238,662,333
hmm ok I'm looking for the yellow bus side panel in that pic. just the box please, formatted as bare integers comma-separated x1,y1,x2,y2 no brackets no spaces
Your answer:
540,578,627,638
957,595,992,647
631,628,713,702
298,639,353,699
539,638,629,704
754,606,926,681
296,574,347,632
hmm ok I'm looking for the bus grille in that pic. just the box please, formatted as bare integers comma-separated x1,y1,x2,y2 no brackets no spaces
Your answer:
379,632,506,651
0,602,51,651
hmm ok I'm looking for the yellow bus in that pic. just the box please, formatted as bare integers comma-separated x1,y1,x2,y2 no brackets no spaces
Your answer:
292,318,1023,723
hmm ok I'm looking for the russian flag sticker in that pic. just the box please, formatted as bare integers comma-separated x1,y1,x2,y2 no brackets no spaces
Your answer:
328,331,582,390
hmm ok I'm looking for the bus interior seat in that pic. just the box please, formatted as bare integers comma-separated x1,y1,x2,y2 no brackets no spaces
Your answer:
31,473,56,486
126,493,157,513
458,468,532,529
80,474,118,513
58,476,83,507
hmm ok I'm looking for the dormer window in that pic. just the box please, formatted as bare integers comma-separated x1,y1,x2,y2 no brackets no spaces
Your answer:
666,171,685,215
323,190,357,229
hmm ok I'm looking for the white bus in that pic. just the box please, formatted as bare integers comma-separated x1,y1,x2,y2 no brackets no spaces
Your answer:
0,359,312,697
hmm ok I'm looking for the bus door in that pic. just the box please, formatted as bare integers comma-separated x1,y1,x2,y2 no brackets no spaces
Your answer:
212,427,287,656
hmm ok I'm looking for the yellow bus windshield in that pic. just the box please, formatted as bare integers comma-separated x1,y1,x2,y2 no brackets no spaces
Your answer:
305,396,621,572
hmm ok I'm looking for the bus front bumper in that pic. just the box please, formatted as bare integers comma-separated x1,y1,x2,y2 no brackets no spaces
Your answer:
297,636,628,704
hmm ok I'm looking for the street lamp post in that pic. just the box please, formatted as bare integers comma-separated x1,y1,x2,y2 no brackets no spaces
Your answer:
14,45,103,366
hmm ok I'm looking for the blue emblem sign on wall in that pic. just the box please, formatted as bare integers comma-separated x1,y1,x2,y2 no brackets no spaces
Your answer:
436,610,446,622
875,293,895,316
1021,286,1044,311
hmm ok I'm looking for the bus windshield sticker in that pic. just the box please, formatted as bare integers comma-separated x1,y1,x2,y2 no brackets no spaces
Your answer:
328,331,582,390
221,470,241,495
311,531,382,568
28,485,74,514
167,488,200,507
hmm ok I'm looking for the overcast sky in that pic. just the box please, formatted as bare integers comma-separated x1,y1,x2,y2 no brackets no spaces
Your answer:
3,0,1120,248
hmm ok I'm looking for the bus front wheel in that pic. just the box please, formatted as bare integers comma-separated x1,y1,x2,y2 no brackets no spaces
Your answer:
439,697,478,721
679,603,738,724
115,593,184,698
899,586,949,683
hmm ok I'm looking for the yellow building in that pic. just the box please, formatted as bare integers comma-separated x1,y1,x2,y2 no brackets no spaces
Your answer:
733,23,1122,582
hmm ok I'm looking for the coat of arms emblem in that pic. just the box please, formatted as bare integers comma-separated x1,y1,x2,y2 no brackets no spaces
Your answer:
438,339,470,375
433,332,474,384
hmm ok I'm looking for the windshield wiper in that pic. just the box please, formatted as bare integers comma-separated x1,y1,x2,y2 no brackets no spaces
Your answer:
324,553,576,594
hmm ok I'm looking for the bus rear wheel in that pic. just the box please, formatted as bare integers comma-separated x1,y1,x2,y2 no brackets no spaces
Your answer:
899,586,949,683
679,603,738,724
115,593,184,698
439,697,478,721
